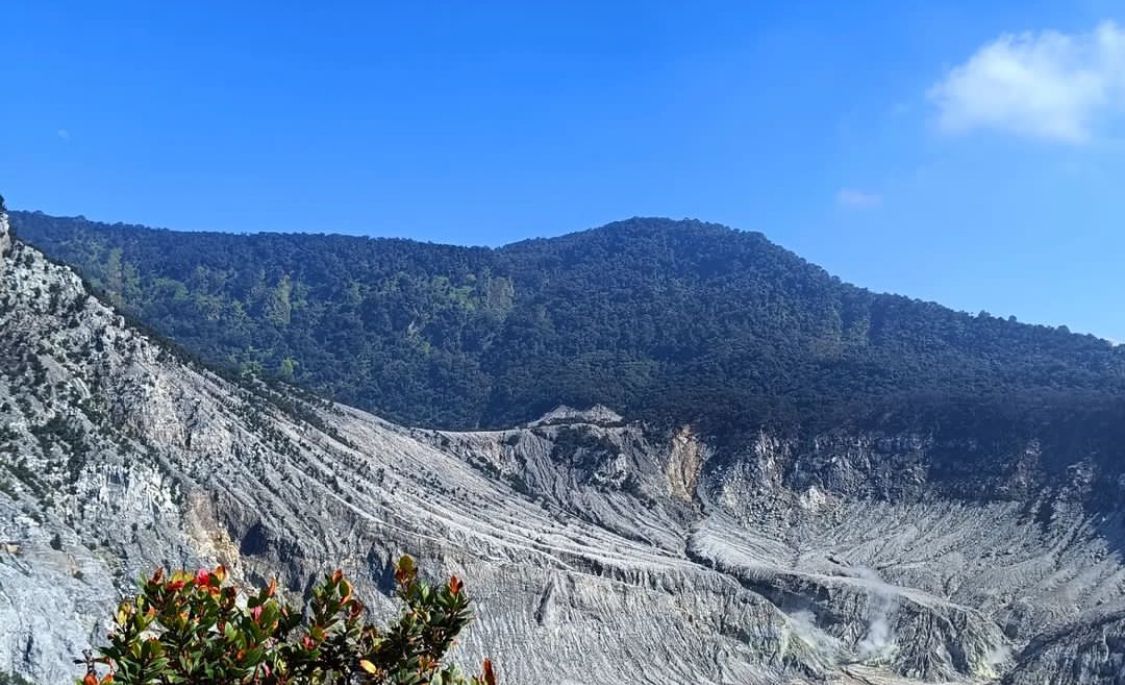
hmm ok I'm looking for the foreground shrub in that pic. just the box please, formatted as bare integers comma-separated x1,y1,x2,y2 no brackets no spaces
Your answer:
78,555,496,685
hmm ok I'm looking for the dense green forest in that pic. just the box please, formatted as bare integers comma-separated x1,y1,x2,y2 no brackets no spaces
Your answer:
12,211,1125,434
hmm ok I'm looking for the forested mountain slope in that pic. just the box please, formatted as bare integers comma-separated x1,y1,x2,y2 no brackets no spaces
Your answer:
4,208,1125,684
13,211,1125,433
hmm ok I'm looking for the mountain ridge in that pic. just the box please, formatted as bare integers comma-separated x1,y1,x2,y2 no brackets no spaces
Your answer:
11,210,1125,438
18,208,1115,338
13,208,1125,515
12,208,1118,340
4,207,1125,683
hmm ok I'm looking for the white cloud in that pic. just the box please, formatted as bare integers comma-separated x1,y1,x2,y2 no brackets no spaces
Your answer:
836,188,882,209
928,21,1125,143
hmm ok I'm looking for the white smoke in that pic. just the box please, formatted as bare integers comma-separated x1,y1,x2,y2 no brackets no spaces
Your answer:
981,643,1012,677
787,609,843,662
853,566,898,662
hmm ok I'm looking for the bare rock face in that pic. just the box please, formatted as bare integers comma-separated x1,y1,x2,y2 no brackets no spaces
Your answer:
0,212,11,262
2,209,1125,684
1002,609,1125,685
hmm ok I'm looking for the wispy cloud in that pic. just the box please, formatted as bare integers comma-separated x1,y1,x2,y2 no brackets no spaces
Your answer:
928,21,1125,143
57,129,70,141
836,188,882,209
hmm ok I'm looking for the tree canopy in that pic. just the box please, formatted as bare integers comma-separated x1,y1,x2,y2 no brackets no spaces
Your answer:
13,211,1125,435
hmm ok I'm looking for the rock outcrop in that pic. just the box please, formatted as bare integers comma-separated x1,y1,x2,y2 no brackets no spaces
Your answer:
0,211,11,262
1,209,1124,684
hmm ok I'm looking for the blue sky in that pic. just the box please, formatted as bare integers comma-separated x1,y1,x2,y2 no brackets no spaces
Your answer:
3,1,1125,341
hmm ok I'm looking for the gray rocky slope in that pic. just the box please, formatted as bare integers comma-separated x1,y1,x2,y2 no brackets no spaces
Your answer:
1,210,1124,684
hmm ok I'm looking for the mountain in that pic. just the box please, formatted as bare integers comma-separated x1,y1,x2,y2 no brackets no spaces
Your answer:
12,211,1125,436
3,208,1125,684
